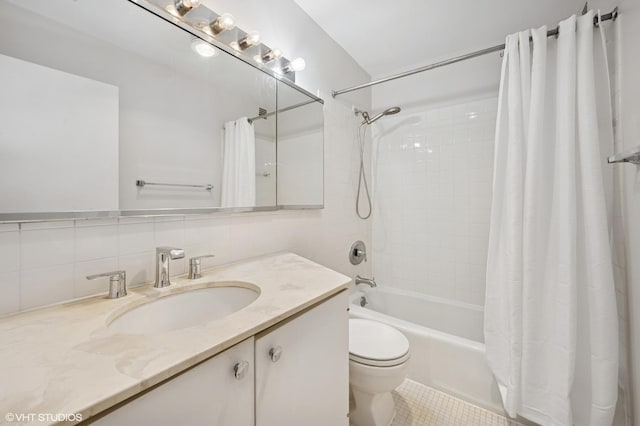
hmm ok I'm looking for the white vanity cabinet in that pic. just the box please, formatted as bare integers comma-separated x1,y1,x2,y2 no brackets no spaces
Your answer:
92,337,255,426
255,291,349,426
89,291,348,426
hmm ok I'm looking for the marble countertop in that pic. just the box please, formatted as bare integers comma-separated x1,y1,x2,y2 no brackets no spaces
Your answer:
0,252,351,425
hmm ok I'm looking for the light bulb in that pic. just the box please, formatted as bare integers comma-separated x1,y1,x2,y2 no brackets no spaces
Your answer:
261,48,282,63
290,58,306,71
168,0,201,16
247,31,261,45
210,13,236,34
219,13,236,30
283,57,306,73
191,38,217,58
237,31,261,50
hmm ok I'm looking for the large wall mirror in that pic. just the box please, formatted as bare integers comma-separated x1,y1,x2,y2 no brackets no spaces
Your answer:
0,0,323,220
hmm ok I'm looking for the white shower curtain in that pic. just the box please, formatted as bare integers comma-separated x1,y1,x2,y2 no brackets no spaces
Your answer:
221,117,256,207
484,11,618,426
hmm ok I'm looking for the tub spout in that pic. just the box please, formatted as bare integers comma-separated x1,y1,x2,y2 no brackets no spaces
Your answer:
355,275,377,288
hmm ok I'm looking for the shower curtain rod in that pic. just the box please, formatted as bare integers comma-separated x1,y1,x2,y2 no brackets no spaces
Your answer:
247,98,318,123
331,7,618,98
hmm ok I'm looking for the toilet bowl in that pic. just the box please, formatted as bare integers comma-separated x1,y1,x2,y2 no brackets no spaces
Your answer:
349,318,410,426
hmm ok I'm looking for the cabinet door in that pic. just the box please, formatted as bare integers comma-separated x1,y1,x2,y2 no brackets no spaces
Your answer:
91,337,254,426
255,291,349,426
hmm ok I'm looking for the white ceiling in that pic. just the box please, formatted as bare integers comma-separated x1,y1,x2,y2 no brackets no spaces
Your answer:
293,0,591,78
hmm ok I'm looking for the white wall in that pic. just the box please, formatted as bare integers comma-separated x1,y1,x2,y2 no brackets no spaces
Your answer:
370,29,501,310
371,97,496,307
277,129,324,205
0,0,372,315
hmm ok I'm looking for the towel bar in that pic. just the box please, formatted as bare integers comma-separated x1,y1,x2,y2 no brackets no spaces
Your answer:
136,180,213,191
608,145,640,165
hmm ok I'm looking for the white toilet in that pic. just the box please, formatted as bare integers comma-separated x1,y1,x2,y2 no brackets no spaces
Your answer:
348,319,410,426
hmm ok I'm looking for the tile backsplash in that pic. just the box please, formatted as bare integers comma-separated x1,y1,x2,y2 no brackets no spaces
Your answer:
0,215,282,315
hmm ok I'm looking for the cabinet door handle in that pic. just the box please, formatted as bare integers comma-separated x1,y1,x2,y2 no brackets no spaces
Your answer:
234,361,250,380
269,346,282,362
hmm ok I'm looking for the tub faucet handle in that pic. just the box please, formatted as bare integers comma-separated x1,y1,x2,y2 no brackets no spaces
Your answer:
349,240,367,265
355,248,367,261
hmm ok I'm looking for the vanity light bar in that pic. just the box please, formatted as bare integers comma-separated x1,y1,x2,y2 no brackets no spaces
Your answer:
149,0,304,80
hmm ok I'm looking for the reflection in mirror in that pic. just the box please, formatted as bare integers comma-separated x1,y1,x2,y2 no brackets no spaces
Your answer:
252,109,277,207
276,81,324,206
0,52,119,213
0,0,276,213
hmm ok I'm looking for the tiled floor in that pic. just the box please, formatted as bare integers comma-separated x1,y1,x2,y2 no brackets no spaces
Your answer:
391,379,523,426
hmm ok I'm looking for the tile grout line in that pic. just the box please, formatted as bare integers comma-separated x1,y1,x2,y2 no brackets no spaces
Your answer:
390,379,526,426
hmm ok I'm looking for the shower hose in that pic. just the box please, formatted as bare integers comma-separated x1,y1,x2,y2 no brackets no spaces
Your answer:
356,123,372,220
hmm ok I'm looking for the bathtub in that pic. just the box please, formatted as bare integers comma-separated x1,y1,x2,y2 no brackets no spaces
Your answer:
349,286,504,413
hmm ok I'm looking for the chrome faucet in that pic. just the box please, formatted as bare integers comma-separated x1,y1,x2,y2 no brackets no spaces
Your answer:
154,247,185,288
355,275,377,288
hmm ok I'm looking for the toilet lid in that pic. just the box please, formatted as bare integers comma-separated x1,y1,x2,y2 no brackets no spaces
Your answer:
349,319,410,366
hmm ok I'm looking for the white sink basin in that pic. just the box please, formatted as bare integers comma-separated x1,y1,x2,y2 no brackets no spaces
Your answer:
108,285,259,334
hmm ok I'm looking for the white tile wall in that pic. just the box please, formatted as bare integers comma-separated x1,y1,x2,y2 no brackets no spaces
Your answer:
0,272,19,315
372,97,497,306
20,222,75,269
21,264,74,311
0,226,19,272
75,221,118,262
0,215,277,315
0,99,372,316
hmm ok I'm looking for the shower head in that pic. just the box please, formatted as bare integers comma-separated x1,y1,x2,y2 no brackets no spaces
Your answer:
361,106,401,125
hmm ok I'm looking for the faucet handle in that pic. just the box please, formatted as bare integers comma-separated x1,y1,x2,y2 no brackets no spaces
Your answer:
355,249,367,262
189,254,215,279
349,241,367,265
190,254,215,263
86,270,127,299
156,247,185,259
